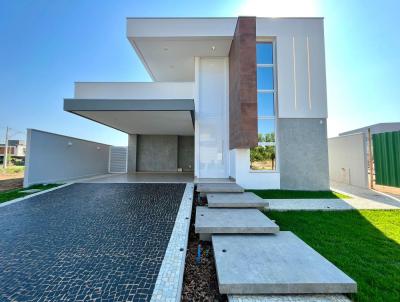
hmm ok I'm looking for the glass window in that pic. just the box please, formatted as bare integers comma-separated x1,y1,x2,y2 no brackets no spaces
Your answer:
250,145,276,170
256,43,273,64
251,42,277,171
257,93,274,117
258,120,275,143
257,67,274,90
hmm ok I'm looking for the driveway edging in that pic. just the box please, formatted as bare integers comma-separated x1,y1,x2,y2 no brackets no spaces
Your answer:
151,182,194,302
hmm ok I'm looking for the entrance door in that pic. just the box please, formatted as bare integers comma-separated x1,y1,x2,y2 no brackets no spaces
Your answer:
198,58,228,178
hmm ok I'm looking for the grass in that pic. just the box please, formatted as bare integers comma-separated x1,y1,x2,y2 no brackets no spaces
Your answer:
0,166,25,174
247,189,351,199
264,210,400,302
0,183,61,204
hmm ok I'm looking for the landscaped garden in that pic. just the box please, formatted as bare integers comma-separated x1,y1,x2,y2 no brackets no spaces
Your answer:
264,210,400,302
0,183,61,204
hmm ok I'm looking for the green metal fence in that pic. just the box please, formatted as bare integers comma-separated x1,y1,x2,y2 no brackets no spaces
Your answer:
372,131,400,188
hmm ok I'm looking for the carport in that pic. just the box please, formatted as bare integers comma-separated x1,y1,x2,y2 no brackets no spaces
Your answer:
64,82,195,179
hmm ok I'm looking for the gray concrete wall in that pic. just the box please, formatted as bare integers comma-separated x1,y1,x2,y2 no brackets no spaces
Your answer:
137,135,178,172
278,118,330,190
127,134,137,173
328,133,368,188
178,136,194,171
24,129,110,187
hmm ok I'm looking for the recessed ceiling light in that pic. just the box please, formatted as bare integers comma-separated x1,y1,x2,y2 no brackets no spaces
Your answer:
211,46,216,51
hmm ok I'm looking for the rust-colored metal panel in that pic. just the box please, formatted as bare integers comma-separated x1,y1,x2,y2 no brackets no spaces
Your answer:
229,17,258,149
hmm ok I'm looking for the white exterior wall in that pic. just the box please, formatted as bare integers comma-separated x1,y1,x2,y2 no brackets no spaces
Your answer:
257,18,327,118
231,149,280,189
194,57,229,178
328,133,368,188
229,149,236,179
24,129,110,187
74,82,194,100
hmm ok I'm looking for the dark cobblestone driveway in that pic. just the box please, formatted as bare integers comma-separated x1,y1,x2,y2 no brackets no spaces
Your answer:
0,183,186,302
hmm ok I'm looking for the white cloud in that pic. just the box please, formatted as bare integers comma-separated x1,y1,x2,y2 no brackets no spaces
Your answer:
236,0,320,17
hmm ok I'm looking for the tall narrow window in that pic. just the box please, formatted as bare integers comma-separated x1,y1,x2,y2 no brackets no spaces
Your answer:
250,42,277,171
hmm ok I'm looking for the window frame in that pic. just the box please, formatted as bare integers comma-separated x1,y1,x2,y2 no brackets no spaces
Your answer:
251,40,278,171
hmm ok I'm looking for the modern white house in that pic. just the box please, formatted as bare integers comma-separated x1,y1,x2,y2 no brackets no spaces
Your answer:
16,16,360,299
60,17,329,190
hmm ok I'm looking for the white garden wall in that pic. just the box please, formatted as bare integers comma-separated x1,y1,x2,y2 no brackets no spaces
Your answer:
24,129,110,187
328,133,368,188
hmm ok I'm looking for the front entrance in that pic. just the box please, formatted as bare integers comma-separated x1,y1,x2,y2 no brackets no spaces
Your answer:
197,57,229,178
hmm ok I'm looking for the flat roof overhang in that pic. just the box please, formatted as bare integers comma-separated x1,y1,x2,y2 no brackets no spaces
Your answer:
64,98,195,136
127,18,238,81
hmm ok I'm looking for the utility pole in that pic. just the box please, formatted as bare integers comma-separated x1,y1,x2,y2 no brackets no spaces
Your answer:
3,126,9,169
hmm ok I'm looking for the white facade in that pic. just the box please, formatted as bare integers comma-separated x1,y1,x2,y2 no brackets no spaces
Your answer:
63,17,329,190
257,18,327,118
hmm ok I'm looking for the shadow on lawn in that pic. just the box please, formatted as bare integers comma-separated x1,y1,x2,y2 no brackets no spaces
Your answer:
265,210,400,302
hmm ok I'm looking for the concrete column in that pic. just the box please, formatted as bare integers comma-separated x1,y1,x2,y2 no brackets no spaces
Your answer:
128,134,137,174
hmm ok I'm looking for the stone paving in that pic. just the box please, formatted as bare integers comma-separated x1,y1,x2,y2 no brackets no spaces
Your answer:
0,183,186,302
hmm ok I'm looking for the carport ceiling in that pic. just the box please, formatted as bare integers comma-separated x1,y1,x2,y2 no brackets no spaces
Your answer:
73,110,194,135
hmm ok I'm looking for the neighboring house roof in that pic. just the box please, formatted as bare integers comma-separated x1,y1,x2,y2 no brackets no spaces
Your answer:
339,122,400,136
7,140,26,147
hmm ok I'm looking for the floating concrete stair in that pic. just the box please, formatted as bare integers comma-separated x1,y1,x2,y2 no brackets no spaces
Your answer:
212,232,357,295
207,192,269,208
196,183,244,193
228,294,352,302
195,207,279,240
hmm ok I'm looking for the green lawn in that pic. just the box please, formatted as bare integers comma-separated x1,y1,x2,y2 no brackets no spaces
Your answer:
0,184,61,204
264,210,400,302
248,189,350,199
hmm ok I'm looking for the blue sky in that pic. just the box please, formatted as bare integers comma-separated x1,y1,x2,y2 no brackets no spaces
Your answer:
0,0,399,146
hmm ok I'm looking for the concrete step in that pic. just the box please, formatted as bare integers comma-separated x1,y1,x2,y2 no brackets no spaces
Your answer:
195,178,235,184
228,294,351,302
197,183,244,193
212,232,357,295
207,192,269,208
195,207,279,240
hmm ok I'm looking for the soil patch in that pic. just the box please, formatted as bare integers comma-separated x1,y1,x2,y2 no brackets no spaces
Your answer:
0,177,23,192
181,192,227,302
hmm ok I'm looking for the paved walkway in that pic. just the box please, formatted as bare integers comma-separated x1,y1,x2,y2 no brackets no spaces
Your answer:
268,182,400,211
0,183,186,302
